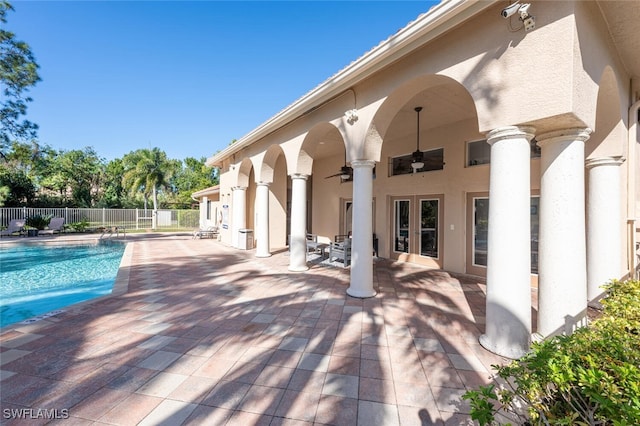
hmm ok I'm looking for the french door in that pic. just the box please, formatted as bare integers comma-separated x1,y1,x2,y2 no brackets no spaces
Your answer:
390,195,443,268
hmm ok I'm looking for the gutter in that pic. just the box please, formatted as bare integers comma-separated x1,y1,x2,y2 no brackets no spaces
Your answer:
206,0,497,167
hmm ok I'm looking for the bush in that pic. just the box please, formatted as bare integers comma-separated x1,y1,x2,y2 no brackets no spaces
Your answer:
68,217,90,232
463,279,640,425
25,214,53,230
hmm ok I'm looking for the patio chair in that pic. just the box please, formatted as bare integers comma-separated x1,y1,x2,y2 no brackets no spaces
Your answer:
329,237,352,267
40,217,65,236
193,226,219,239
0,219,25,237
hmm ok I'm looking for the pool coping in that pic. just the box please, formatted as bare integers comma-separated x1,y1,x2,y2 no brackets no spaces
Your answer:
0,237,133,332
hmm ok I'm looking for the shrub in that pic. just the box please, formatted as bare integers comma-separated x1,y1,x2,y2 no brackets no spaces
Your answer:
463,279,640,425
25,214,53,230
68,217,90,232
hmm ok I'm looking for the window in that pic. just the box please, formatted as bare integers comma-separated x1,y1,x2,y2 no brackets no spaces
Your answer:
390,148,444,176
467,138,541,167
467,140,490,166
472,196,540,273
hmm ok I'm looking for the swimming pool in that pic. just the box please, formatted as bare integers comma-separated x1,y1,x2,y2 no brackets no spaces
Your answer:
0,242,126,328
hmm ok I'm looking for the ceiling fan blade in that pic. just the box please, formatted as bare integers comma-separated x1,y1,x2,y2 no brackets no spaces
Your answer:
325,172,343,179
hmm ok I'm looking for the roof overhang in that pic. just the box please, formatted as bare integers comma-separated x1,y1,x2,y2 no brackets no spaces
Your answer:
191,185,220,200
206,0,498,167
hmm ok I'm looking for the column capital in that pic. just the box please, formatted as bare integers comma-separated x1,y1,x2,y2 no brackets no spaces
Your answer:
536,127,592,148
290,173,309,181
231,186,247,191
486,126,536,145
350,159,376,169
256,181,271,187
585,155,626,169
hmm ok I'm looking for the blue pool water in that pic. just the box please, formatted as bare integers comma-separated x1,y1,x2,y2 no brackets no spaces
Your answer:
0,242,126,327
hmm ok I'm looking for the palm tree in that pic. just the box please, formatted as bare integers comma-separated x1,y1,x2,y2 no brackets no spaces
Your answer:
122,148,174,229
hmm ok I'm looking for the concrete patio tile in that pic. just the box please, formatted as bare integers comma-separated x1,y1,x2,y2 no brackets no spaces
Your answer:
137,335,177,350
394,381,435,408
192,356,237,379
432,387,471,414
278,337,308,352
359,376,397,404
358,400,400,426
0,370,16,381
106,366,159,392
167,375,218,403
226,409,273,426
296,352,330,372
182,404,233,425
328,355,360,375
254,365,295,388
315,395,358,425
426,366,466,389
414,338,445,352
268,349,303,368
98,393,163,425
397,403,442,426
252,313,277,324
0,349,30,366
70,387,131,421
0,333,43,349
138,399,198,426
237,384,285,415
274,389,321,422
322,373,359,399
136,350,182,370
447,353,488,372
135,371,188,398
287,369,326,394
201,379,251,409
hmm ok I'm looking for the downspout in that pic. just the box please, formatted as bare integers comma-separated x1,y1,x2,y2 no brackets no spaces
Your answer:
627,96,640,279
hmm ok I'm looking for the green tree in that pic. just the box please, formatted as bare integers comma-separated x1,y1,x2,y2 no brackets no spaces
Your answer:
122,148,174,226
37,147,104,206
0,1,40,157
0,164,35,206
170,157,218,208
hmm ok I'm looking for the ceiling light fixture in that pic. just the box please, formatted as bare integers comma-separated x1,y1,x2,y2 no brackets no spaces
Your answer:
411,106,425,172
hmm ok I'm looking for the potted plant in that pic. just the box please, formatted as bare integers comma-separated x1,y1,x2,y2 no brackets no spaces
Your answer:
25,214,52,237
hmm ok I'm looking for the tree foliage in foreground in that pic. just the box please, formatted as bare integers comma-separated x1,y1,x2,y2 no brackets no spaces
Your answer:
463,279,640,425
0,0,40,156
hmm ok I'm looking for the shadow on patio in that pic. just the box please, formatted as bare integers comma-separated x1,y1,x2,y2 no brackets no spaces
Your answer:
0,234,515,425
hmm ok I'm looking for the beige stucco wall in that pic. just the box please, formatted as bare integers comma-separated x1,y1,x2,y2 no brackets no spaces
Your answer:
211,0,637,277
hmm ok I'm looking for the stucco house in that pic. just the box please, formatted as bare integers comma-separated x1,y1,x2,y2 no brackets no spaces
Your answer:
192,185,221,230
206,0,640,358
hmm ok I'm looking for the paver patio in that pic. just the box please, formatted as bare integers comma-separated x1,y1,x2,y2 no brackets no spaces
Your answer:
0,233,525,425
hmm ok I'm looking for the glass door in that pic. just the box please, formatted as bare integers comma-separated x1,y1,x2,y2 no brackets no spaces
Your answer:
394,199,410,253
391,195,442,267
420,199,439,258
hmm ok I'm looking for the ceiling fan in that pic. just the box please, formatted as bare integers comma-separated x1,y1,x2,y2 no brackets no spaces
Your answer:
325,150,353,180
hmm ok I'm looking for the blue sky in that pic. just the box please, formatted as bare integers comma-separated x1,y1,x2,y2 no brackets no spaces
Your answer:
9,1,437,162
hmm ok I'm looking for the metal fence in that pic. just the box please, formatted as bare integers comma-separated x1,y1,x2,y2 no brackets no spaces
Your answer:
0,207,200,231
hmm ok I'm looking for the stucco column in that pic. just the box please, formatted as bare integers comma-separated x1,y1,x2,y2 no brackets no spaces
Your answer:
289,174,309,272
537,128,591,337
347,160,376,298
586,156,625,301
231,186,247,249
255,182,272,258
479,126,534,359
